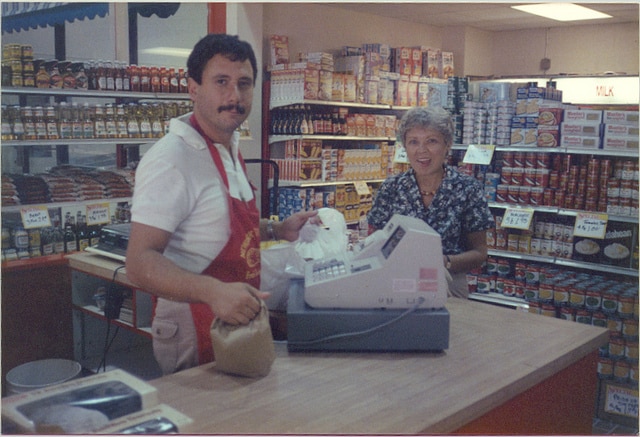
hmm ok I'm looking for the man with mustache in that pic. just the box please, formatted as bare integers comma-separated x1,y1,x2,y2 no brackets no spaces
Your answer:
126,34,317,374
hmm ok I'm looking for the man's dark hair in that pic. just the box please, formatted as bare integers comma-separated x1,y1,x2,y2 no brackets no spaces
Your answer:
187,34,257,84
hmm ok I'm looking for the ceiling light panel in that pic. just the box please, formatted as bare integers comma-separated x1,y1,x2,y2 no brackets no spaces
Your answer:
511,3,612,22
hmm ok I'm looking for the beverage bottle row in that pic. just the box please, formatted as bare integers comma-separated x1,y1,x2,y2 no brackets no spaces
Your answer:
1,211,131,262
1,101,193,141
270,105,348,136
3,55,189,94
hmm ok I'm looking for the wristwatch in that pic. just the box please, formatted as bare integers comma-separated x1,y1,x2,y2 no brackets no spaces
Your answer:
445,255,452,270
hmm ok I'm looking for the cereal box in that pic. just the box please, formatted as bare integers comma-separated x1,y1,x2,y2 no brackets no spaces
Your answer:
269,35,290,65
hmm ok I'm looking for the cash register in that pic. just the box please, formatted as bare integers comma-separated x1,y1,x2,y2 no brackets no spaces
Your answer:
287,214,450,352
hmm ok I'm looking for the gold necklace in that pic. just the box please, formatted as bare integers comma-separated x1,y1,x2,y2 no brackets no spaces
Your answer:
421,189,437,197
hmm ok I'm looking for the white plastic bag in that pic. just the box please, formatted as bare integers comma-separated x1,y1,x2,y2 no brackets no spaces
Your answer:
260,208,349,311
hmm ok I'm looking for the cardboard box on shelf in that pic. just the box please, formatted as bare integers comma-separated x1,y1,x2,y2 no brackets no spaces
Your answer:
603,110,639,126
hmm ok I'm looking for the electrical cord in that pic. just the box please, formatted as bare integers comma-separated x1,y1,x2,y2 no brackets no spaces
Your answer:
287,296,426,346
96,265,125,373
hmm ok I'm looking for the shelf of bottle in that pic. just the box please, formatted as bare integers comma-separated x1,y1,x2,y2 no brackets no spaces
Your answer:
451,143,638,158
2,86,190,101
270,178,385,188
487,202,638,224
2,138,155,147
487,249,638,277
270,98,412,111
269,134,394,144
73,304,152,338
2,197,132,214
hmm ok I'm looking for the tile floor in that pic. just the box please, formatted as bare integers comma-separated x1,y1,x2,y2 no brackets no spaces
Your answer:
592,417,639,435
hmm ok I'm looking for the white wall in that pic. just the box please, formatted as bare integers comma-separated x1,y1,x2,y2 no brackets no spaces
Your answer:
261,3,639,77
491,22,639,76
262,3,443,62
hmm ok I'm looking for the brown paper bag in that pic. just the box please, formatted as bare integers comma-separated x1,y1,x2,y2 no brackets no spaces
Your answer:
210,300,276,377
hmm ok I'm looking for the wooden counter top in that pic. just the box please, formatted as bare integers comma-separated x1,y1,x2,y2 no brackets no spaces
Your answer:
66,252,132,287
149,297,609,434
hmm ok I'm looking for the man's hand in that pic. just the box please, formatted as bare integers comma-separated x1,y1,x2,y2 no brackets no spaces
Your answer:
205,280,270,326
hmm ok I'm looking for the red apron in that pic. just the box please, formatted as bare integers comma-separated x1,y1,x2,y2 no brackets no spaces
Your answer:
189,115,261,365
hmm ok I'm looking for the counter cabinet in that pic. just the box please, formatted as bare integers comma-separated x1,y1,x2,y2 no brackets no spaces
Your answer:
67,253,161,380
149,296,609,435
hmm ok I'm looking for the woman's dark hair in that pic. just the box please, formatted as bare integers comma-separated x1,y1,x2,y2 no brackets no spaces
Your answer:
187,34,257,84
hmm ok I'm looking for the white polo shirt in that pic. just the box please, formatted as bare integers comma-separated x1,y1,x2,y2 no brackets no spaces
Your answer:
131,113,254,274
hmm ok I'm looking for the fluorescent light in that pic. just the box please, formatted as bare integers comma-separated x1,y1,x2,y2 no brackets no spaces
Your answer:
139,47,191,58
512,3,612,22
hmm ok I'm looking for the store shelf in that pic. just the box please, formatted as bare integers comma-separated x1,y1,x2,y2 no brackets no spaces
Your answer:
488,203,638,224
2,86,189,101
2,138,156,147
74,304,152,338
274,178,385,188
270,98,397,111
2,197,132,214
269,134,393,144
1,252,68,271
452,143,638,158
488,249,639,277
469,292,529,310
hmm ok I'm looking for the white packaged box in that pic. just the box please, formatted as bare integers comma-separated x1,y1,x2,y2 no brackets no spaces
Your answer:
2,369,158,434
560,122,602,137
603,123,640,137
603,110,639,126
562,109,603,124
560,135,601,149
602,135,639,150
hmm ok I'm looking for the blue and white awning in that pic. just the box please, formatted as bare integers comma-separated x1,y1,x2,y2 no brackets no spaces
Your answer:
2,2,109,33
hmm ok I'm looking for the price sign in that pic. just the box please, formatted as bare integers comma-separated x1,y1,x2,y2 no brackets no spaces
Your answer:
604,384,639,418
463,144,495,165
20,206,51,229
87,203,111,226
353,181,371,196
573,212,608,239
393,145,408,163
501,208,534,230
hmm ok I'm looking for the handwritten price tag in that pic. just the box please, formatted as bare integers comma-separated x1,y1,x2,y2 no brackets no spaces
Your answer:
353,181,371,196
501,208,534,230
463,144,495,165
573,212,608,239
20,206,51,229
393,146,408,164
604,384,639,418
86,203,111,226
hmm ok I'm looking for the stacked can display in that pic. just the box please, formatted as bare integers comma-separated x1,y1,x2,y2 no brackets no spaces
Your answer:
469,258,638,386
480,151,639,218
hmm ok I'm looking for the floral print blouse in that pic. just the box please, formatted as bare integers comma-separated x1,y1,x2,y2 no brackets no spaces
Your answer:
367,166,495,255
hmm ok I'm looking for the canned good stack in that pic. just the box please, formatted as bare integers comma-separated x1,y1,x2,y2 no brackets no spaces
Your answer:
2,43,34,87
469,259,638,386
461,100,515,147
480,152,639,218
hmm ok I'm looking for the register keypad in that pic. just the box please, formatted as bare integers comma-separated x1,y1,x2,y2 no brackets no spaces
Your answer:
311,258,347,282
